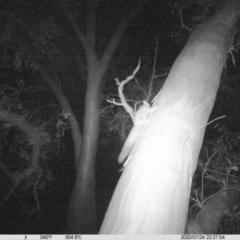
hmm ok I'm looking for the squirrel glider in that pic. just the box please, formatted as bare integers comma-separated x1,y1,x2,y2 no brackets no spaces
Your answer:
118,100,151,164
107,59,155,166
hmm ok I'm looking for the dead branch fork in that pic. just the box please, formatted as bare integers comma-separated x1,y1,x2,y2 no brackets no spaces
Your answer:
107,60,141,123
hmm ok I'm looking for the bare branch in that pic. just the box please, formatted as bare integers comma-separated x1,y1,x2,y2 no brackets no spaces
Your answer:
64,9,88,52
110,60,141,122
153,73,168,79
107,98,123,106
178,6,192,32
0,108,46,207
37,65,82,165
146,37,159,102
134,77,148,97
86,0,98,50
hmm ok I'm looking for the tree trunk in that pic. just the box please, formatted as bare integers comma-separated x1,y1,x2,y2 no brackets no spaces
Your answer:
66,68,102,233
99,0,240,234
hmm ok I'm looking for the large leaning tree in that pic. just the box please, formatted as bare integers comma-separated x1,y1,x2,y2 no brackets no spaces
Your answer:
100,0,240,234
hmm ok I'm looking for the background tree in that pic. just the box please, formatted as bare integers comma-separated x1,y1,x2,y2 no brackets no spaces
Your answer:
0,0,148,233
62,0,148,233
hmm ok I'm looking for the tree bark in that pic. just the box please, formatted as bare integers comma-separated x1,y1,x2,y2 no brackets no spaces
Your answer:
66,69,102,233
99,0,240,234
